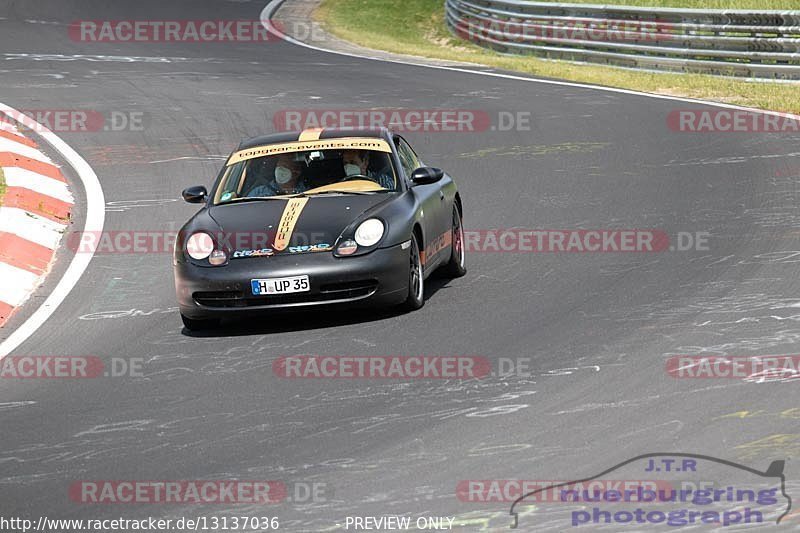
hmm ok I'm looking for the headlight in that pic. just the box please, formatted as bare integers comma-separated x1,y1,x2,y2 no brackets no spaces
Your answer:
354,219,384,247
208,249,227,266
186,232,214,260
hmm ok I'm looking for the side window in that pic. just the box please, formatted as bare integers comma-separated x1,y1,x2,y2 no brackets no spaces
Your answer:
215,163,245,202
394,137,422,178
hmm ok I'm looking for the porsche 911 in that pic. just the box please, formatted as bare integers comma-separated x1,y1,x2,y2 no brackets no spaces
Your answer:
174,127,465,330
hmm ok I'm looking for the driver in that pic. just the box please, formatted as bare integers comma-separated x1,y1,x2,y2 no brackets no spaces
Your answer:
342,150,394,190
247,153,307,196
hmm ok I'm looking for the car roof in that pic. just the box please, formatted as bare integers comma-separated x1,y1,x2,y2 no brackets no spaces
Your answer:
237,127,394,151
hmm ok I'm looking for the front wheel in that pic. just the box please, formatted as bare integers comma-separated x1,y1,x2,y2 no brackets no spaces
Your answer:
401,233,424,311
181,313,220,331
440,205,467,278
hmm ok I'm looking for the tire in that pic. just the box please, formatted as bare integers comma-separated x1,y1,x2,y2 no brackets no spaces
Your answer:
401,233,425,311
440,204,467,278
181,313,219,331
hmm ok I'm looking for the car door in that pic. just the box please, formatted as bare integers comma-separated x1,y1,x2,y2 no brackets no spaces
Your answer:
394,135,448,271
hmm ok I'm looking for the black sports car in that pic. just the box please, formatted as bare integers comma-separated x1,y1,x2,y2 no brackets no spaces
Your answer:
174,127,466,330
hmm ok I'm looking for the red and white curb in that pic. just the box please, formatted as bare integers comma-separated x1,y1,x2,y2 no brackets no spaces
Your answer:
0,121,74,327
0,103,103,359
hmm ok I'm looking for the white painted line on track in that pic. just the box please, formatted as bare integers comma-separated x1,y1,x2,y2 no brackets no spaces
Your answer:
0,103,105,358
260,0,800,121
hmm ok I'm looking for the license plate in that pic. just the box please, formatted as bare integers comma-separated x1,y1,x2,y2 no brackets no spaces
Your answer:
251,275,310,296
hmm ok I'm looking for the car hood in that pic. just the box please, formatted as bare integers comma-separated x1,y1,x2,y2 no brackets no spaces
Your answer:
207,194,392,253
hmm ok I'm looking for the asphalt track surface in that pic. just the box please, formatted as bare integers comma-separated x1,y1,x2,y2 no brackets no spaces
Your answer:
1,0,800,531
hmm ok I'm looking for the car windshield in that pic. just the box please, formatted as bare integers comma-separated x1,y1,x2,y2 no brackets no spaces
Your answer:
213,143,397,204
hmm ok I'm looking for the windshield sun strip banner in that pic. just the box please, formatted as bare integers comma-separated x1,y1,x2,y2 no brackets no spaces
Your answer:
273,197,310,251
226,137,393,166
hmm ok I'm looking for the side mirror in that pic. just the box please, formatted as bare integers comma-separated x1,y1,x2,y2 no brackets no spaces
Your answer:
182,186,208,204
410,167,444,185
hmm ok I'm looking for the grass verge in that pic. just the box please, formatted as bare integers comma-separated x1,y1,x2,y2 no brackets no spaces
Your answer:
315,0,800,113
0,167,5,208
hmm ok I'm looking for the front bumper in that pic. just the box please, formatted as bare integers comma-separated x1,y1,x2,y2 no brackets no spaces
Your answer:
174,243,409,319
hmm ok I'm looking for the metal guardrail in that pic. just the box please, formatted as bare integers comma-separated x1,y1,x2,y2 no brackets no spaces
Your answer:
445,0,800,79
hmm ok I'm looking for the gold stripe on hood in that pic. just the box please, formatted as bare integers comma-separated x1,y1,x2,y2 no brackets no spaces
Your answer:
273,197,309,251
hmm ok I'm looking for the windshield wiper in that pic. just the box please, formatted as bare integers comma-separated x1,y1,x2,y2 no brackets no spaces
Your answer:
221,190,386,203
222,196,297,204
